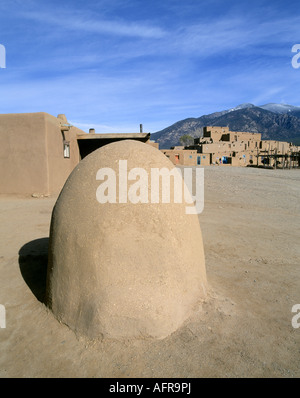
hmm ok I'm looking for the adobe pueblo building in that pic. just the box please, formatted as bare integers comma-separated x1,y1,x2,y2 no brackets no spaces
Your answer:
46,140,207,340
0,112,155,195
162,126,300,168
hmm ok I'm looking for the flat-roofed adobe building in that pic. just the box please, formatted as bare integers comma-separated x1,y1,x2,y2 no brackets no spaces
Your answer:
0,112,83,195
0,112,153,195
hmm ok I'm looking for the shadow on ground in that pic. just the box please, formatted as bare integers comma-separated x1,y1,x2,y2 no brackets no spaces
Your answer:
19,237,49,303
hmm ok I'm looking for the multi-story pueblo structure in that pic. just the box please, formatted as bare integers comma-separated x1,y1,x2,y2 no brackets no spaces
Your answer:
161,126,300,168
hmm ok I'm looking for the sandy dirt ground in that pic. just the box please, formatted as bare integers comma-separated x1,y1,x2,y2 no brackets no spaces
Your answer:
0,166,299,378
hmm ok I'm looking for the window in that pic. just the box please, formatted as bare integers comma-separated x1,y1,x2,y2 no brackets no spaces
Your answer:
63,142,70,158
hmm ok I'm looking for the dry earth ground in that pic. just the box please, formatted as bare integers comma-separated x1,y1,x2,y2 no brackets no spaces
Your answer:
0,166,299,377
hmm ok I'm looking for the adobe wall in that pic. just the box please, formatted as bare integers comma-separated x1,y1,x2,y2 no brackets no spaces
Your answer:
45,114,81,194
260,140,290,153
232,132,261,142
181,150,198,165
231,141,245,152
203,126,230,142
0,113,49,194
0,112,85,195
197,154,210,166
161,149,197,166
201,142,232,154
210,151,249,167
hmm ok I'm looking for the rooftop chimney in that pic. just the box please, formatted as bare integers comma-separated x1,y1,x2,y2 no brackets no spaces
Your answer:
140,124,143,133
89,128,95,134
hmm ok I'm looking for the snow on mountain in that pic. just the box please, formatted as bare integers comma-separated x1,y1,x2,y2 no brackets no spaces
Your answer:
229,103,256,112
259,103,300,114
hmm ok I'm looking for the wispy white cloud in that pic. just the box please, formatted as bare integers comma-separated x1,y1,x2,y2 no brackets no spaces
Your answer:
13,6,300,66
20,10,166,39
251,87,286,106
165,15,300,57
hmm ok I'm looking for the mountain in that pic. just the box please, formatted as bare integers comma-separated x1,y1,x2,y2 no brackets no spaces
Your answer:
152,103,300,149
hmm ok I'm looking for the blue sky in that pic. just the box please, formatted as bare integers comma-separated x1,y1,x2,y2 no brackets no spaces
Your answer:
0,0,299,133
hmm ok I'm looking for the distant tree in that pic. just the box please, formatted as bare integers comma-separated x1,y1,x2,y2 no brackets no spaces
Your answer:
179,134,194,147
